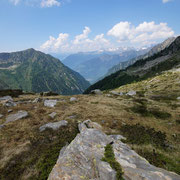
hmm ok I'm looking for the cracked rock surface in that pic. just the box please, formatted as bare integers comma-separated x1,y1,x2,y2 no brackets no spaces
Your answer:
48,120,180,180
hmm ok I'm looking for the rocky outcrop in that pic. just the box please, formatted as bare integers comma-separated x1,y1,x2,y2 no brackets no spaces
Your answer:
126,90,136,96
44,100,57,107
5,111,28,124
110,91,123,96
90,89,103,95
0,96,17,107
39,120,68,132
48,120,180,180
0,96,13,101
70,97,78,102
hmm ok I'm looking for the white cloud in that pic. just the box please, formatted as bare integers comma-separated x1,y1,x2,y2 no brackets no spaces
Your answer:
108,21,174,46
41,0,61,7
73,26,91,45
40,27,111,53
162,0,172,3
40,22,175,53
40,33,69,52
9,0,61,7
107,22,134,42
10,0,21,5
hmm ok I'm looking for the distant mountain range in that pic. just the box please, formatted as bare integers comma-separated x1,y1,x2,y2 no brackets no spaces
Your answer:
0,48,90,95
63,48,149,83
84,36,180,93
104,37,176,77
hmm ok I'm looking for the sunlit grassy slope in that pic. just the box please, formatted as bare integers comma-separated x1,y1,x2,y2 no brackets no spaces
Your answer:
0,68,180,179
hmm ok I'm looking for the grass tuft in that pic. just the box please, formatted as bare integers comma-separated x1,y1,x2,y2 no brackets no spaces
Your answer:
102,144,124,180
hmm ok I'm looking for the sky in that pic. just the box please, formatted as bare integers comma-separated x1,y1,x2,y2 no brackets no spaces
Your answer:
0,0,180,54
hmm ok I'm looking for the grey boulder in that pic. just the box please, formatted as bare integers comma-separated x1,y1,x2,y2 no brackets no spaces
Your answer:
70,97,77,102
39,120,68,132
0,96,17,107
44,100,57,107
4,101,17,107
126,90,136,96
110,91,123,96
48,120,114,180
0,96,13,101
5,110,28,124
90,89,103,95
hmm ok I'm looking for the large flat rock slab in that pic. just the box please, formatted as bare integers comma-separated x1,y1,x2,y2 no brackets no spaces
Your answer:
48,120,180,180
5,110,28,124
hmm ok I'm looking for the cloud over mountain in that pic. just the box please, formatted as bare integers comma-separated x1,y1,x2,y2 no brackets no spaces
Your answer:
40,21,174,53
40,27,111,53
107,21,174,46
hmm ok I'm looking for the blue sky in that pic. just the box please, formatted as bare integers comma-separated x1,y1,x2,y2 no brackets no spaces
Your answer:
0,0,180,54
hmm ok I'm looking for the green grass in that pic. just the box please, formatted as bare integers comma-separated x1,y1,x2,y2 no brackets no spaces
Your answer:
102,144,124,180
0,122,79,180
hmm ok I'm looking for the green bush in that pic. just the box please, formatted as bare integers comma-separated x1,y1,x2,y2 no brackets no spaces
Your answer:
131,104,171,119
120,124,168,148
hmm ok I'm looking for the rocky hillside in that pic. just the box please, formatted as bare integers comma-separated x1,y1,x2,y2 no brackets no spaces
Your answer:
106,37,176,77
0,66,180,179
84,36,180,93
0,48,90,95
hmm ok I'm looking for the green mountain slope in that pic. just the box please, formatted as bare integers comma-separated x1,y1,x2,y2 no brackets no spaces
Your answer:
84,36,180,93
0,48,90,95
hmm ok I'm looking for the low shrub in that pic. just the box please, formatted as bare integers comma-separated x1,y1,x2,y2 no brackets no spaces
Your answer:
120,124,168,148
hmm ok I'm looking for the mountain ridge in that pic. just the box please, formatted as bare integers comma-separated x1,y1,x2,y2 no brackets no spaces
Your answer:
84,36,180,93
105,37,176,77
0,49,90,95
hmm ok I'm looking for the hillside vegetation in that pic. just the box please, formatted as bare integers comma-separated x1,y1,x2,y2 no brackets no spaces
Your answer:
0,49,90,95
84,36,180,93
0,67,180,179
